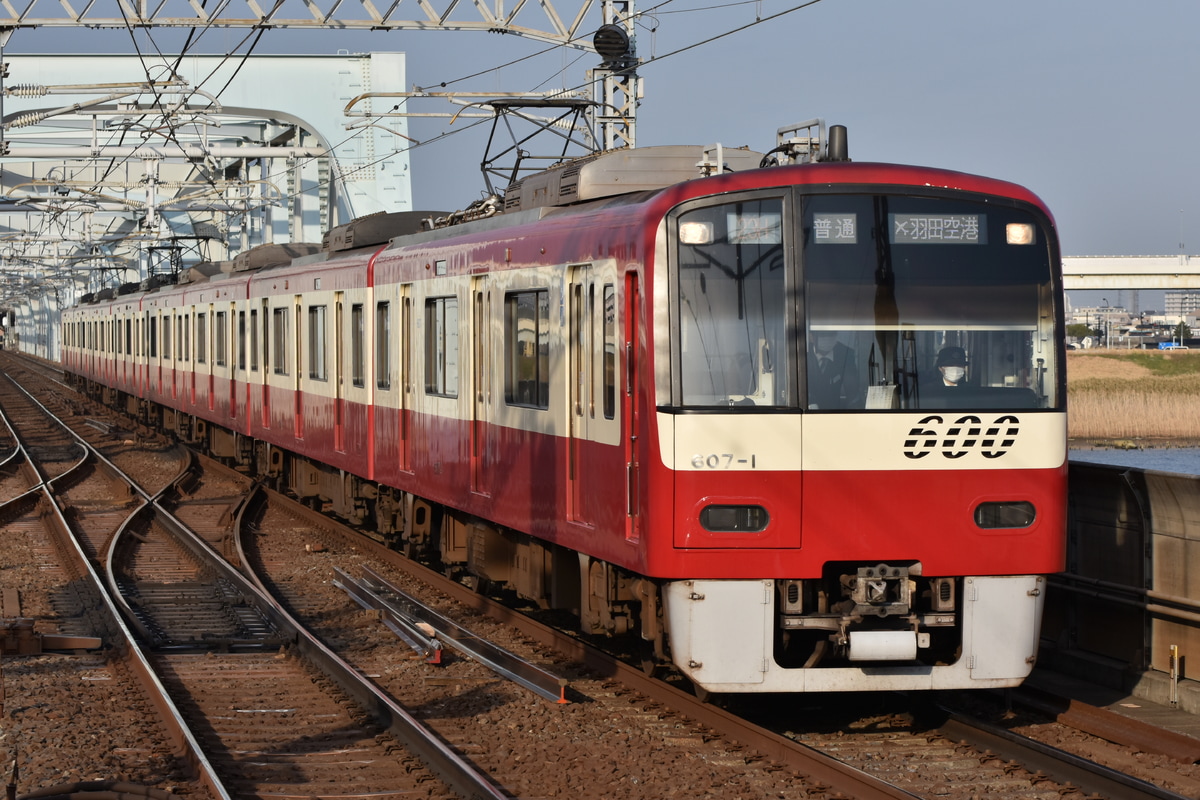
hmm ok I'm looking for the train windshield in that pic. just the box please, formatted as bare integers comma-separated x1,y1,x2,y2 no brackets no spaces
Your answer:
672,190,1062,411
675,196,792,406
803,194,1060,411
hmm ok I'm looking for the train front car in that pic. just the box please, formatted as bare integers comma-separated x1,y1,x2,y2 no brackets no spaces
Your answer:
649,162,1066,693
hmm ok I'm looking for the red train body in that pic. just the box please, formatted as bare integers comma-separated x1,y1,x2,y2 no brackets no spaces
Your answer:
63,137,1067,692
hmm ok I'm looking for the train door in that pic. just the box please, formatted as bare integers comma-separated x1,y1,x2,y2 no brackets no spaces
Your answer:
294,296,303,439
228,303,238,419
471,277,491,496
624,272,641,542
335,293,345,452
206,304,215,412
174,311,180,400
189,310,197,405
568,264,594,524
261,299,270,427
145,310,154,394
400,286,412,471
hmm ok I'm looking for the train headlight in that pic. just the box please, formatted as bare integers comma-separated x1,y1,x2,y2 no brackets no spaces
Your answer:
679,220,714,245
699,504,769,532
1006,223,1035,245
974,501,1036,529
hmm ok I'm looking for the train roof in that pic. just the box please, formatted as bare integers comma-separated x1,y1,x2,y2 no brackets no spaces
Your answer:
502,145,766,213
67,134,1054,309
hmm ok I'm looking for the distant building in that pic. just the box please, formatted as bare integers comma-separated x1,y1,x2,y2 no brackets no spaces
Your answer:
1069,305,1130,327
1164,289,1200,319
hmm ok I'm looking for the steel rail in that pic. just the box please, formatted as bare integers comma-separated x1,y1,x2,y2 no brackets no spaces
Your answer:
278,505,920,800
0,372,87,486
188,481,513,800
935,707,1194,800
1008,684,1200,764
351,563,570,703
0,376,232,800
333,566,445,662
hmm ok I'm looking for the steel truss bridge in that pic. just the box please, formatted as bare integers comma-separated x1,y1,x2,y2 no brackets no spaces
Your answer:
0,0,639,349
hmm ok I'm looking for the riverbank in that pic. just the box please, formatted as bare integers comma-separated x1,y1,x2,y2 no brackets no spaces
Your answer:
1067,350,1200,440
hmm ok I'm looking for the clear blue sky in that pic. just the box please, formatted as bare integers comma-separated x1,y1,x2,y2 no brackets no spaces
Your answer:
6,0,1198,267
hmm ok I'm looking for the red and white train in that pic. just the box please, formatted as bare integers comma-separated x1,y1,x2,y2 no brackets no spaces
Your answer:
61,124,1067,693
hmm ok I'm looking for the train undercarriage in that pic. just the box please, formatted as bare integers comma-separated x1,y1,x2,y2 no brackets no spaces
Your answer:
89,382,1034,693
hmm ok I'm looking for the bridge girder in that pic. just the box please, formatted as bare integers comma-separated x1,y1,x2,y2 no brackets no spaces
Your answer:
1063,256,1200,290
0,0,601,47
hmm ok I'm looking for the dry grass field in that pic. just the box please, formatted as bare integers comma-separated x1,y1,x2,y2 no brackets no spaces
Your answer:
1067,350,1200,442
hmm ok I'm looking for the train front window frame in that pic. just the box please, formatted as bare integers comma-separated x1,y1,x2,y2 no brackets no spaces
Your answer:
801,192,1062,412
665,187,1062,413
671,192,792,408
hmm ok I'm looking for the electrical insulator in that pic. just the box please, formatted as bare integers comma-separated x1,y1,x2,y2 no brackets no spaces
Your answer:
7,84,48,98
9,112,46,129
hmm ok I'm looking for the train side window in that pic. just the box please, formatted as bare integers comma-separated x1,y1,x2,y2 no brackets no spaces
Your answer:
215,311,227,367
250,310,259,371
425,296,459,398
149,316,157,358
351,303,365,388
272,307,288,375
196,313,207,364
603,284,616,419
376,301,391,389
504,289,550,409
163,315,171,361
308,305,327,380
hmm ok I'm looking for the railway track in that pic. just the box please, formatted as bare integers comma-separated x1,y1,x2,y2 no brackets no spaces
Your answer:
0,370,85,498
5,349,1200,800
0,379,208,797
1,357,504,800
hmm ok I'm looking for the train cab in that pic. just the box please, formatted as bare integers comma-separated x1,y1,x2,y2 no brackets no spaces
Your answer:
647,163,1067,691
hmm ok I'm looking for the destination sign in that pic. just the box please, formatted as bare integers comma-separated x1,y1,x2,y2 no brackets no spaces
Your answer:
891,214,985,244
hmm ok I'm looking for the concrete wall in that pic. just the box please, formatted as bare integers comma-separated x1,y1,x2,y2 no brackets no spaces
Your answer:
1044,462,1200,710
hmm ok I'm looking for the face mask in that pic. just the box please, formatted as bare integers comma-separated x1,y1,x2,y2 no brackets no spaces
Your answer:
942,367,965,383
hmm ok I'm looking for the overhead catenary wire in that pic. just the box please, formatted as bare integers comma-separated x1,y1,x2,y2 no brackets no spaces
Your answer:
261,0,827,204
9,1,826,284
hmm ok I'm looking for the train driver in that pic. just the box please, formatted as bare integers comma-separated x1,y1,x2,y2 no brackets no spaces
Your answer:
934,346,969,387
807,332,862,409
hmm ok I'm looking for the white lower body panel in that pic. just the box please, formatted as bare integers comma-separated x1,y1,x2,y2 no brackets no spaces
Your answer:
662,575,1046,693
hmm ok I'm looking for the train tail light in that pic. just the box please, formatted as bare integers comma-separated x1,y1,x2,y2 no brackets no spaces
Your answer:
699,504,769,532
974,501,1036,529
